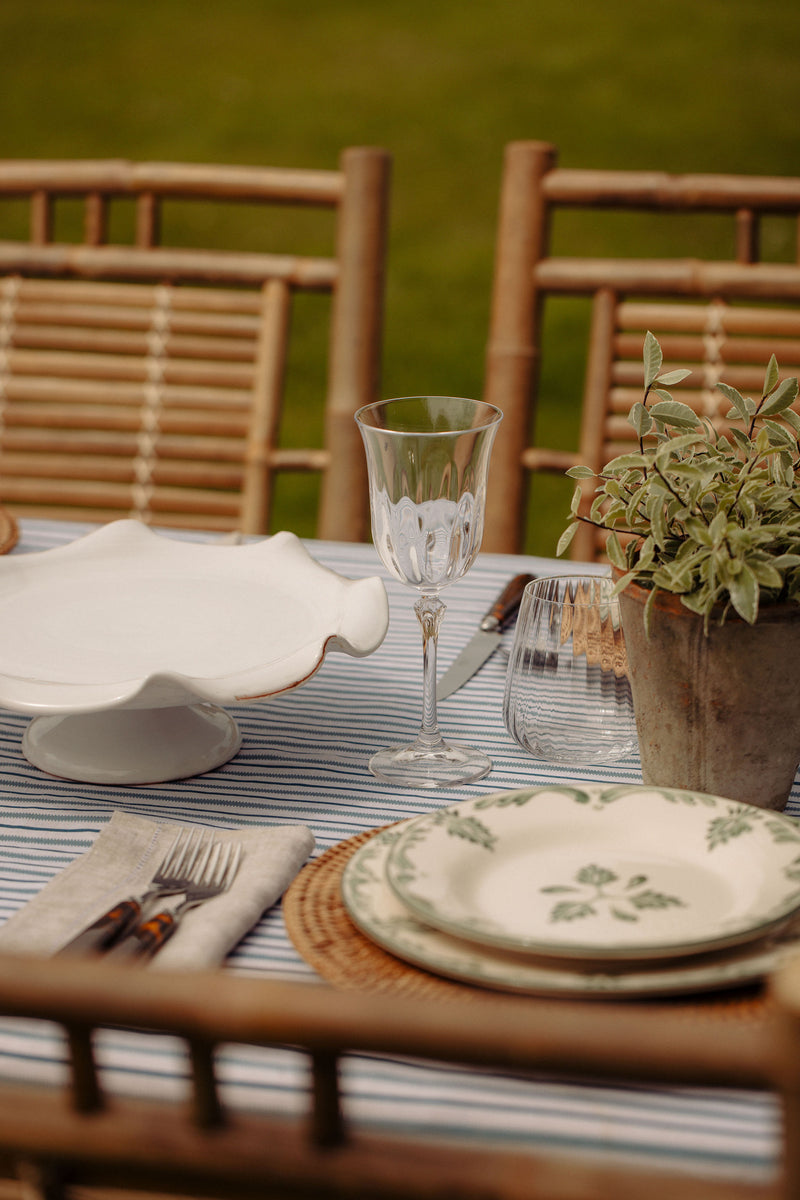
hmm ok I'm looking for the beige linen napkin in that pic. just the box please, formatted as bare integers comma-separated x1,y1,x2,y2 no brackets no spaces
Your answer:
0,810,314,969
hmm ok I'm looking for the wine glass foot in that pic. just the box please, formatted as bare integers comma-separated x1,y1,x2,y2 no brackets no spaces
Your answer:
368,740,492,789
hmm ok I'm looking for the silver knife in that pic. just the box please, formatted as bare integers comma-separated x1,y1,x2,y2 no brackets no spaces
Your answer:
437,574,536,701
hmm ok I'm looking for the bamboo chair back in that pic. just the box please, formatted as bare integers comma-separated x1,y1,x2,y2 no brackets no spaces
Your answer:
0,151,391,538
483,140,800,557
0,952,796,1200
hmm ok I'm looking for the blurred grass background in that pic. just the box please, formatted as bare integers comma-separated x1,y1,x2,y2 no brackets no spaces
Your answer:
2,0,799,553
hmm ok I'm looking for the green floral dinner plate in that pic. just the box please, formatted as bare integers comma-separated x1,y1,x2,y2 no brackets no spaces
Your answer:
384,785,800,962
341,821,800,998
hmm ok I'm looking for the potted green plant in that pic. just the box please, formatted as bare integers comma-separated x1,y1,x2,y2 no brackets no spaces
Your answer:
558,332,800,810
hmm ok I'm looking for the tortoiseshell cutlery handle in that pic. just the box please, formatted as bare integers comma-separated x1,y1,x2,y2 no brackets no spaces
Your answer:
482,573,537,631
58,898,143,956
104,910,180,962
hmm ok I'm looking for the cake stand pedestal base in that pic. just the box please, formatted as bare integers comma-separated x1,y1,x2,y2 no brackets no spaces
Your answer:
22,703,242,784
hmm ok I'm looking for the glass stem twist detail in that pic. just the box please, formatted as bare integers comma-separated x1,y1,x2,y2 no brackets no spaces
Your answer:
416,595,446,749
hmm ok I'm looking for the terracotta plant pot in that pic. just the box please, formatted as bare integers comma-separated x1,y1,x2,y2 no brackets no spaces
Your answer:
616,576,800,811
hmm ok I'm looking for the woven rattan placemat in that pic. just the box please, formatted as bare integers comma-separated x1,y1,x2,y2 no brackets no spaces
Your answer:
0,509,19,557
282,825,771,1024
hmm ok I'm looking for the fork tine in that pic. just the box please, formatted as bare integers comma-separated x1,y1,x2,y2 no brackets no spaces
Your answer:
160,827,196,877
192,831,216,880
165,827,211,881
155,828,186,876
196,840,240,890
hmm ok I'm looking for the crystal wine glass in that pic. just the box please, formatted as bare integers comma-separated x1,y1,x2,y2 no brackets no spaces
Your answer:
355,396,502,788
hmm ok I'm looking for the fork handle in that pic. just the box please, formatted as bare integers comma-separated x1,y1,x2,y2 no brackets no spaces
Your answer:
104,910,180,961
57,898,143,956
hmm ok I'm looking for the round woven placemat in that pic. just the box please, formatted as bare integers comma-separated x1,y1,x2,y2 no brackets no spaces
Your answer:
0,508,19,557
283,826,771,1024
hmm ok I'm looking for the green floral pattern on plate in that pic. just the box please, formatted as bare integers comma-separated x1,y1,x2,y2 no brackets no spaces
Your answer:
341,822,800,999
384,784,800,961
542,864,685,924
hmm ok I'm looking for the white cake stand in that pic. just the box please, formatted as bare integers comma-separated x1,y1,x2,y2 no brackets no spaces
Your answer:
0,521,389,784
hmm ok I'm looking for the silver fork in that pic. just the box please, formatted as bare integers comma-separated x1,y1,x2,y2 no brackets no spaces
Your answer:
58,827,216,956
106,840,243,962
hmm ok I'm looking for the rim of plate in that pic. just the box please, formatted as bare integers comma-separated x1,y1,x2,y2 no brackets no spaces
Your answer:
383,785,800,962
341,822,800,999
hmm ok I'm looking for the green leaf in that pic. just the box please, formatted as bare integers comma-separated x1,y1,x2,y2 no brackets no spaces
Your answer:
610,567,636,595
680,590,714,616
707,813,754,849
760,376,799,417
711,510,733,542
649,400,701,429
728,563,759,624
550,901,597,923
643,586,657,637
566,464,596,479
589,494,612,522
716,382,750,422
556,522,579,556
750,561,784,589
605,535,628,571
628,402,653,437
636,536,656,568
763,355,780,397
626,874,649,889
649,498,669,547
655,368,693,387
729,427,753,453
602,451,649,474
643,331,663,388
629,889,684,910
653,432,703,472
576,864,617,887
764,419,796,447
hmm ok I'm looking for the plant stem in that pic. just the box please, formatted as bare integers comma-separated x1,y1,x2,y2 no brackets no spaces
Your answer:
652,462,711,527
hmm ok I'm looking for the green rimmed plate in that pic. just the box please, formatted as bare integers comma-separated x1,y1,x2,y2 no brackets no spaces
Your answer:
384,785,800,962
341,820,800,998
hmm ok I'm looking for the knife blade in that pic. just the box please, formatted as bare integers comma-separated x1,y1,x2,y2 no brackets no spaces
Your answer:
437,573,536,701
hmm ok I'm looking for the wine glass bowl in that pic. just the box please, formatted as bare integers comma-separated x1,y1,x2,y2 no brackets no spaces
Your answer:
355,396,502,788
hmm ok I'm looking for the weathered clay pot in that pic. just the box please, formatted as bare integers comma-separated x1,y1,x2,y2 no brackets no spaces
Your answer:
616,576,800,811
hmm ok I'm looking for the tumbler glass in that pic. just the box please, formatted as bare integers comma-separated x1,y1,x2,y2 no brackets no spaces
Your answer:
503,574,637,765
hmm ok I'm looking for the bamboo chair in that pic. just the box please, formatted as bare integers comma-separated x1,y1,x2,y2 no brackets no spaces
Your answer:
0,150,391,538
482,140,800,557
0,952,797,1200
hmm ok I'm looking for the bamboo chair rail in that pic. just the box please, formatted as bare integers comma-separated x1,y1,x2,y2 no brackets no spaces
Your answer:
0,151,392,538
0,952,798,1200
482,140,800,556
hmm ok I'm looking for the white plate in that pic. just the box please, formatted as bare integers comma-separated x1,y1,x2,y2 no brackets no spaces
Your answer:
342,821,800,999
385,785,800,962
0,520,389,783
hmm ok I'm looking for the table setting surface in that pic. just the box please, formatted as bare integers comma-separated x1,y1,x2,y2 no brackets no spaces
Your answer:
0,516,795,1187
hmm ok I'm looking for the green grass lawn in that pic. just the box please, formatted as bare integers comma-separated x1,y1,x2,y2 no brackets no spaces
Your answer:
2,0,800,552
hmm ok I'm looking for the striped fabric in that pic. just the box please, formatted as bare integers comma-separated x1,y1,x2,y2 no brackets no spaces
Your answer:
0,519,790,1185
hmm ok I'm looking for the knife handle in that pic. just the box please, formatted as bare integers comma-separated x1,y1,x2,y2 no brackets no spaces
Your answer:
57,898,144,956
480,574,537,632
104,911,179,962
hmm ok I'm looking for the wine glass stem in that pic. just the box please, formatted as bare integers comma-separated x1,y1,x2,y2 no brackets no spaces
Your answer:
415,595,445,748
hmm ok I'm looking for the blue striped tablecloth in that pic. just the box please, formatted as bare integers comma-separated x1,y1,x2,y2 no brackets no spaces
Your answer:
0,519,791,1186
